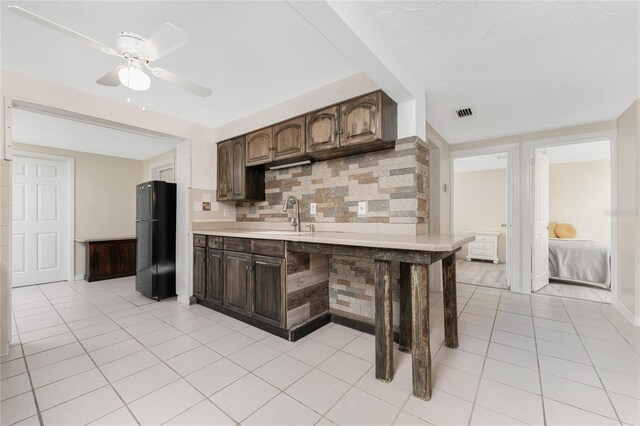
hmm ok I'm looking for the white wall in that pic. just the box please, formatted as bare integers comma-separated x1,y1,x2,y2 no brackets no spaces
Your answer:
454,168,507,261
616,100,640,323
549,160,611,246
0,70,220,355
14,143,143,277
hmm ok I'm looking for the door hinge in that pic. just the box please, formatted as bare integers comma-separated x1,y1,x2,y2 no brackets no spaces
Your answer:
530,157,535,166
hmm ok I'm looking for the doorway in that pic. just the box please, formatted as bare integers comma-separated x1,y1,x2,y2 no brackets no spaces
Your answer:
451,145,518,290
530,140,613,303
11,152,73,287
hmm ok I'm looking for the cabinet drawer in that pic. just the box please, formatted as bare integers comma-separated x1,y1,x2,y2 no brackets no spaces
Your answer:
193,234,207,247
470,242,494,251
207,236,223,249
224,237,251,253
470,248,494,257
475,235,495,243
251,239,285,257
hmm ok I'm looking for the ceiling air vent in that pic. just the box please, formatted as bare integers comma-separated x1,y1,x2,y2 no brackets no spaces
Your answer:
455,107,473,118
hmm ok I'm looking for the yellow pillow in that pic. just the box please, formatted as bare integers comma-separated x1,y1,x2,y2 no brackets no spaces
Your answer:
548,222,558,238
555,223,576,239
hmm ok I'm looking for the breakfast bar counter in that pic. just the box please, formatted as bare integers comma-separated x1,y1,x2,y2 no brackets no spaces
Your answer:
196,229,473,400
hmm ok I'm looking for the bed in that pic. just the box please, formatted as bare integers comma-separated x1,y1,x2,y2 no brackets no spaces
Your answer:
548,238,611,288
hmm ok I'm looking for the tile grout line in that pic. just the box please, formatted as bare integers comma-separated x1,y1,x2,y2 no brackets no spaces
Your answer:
466,285,502,425
559,298,624,424
8,279,636,426
34,280,144,426
8,310,45,426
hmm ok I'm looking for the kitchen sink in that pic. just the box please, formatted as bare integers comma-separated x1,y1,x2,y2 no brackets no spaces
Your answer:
255,230,310,235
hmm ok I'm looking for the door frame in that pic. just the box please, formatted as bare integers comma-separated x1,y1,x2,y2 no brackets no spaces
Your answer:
522,130,617,301
12,150,75,285
147,155,175,182
450,143,520,292
4,97,192,303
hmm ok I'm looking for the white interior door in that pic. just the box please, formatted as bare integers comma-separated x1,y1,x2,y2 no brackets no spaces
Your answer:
532,150,550,292
12,155,70,287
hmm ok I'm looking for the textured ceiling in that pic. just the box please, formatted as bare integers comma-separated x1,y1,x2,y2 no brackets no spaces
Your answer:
357,1,640,143
1,1,359,130
2,1,638,145
12,109,177,160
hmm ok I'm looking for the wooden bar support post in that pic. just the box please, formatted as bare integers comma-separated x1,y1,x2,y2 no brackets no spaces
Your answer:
399,262,412,353
374,259,394,382
442,254,459,348
411,263,431,400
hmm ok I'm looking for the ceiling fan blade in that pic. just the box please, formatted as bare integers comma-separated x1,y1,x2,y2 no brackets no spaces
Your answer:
9,6,119,56
149,67,212,97
96,67,124,86
137,23,188,61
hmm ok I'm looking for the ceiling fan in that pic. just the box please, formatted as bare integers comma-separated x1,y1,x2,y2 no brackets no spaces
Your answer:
8,6,212,97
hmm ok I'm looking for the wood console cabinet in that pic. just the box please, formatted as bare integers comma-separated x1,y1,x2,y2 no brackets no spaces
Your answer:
81,238,136,282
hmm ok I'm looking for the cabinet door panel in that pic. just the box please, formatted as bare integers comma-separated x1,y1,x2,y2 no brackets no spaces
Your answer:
193,246,206,300
230,137,247,200
306,106,339,153
251,255,284,327
246,128,273,166
223,251,251,315
273,117,305,161
340,92,382,147
206,249,223,306
217,141,231,201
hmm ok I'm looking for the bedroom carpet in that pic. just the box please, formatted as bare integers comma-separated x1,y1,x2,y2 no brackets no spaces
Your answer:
536,282,611,303
456,258,508,289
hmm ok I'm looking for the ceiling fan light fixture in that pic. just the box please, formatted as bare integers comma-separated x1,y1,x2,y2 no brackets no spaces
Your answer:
118,64,150,91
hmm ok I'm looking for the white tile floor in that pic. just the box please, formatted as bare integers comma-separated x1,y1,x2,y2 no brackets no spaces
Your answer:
1,278,639,426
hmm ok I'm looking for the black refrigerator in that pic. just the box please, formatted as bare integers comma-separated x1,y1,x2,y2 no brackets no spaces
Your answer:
135,180,176,300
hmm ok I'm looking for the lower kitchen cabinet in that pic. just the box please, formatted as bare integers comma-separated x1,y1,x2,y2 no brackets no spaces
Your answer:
223,251,251,315
251,255,285,328
205,249,223,306
193,245,206,300
193,234,327,341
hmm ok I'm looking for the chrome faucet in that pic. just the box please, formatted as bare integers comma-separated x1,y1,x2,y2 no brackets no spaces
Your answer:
282,196,301,232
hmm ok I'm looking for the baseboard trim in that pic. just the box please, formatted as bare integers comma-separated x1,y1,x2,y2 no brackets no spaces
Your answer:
73,274,84,281
331,314,401,342
614,301,640,326
195,298,330,341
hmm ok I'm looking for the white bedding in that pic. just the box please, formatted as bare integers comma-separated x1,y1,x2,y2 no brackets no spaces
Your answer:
548,238,611,288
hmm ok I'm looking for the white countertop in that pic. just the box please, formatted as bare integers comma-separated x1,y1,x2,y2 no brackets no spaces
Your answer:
196,229,474,252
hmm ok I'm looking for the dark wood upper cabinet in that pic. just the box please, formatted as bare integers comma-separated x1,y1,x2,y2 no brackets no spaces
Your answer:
223,251,251,315
222,136,265,202
217,141,231,201
193,245,206,300
251,255,285,328
246,127,273,166
273,117,306,161
205,248,223,306
340,91,396,147
230,137,246,200
306,105,339,154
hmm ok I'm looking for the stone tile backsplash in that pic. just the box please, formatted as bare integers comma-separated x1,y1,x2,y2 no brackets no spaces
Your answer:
236,136,428,225
234,136,429,323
